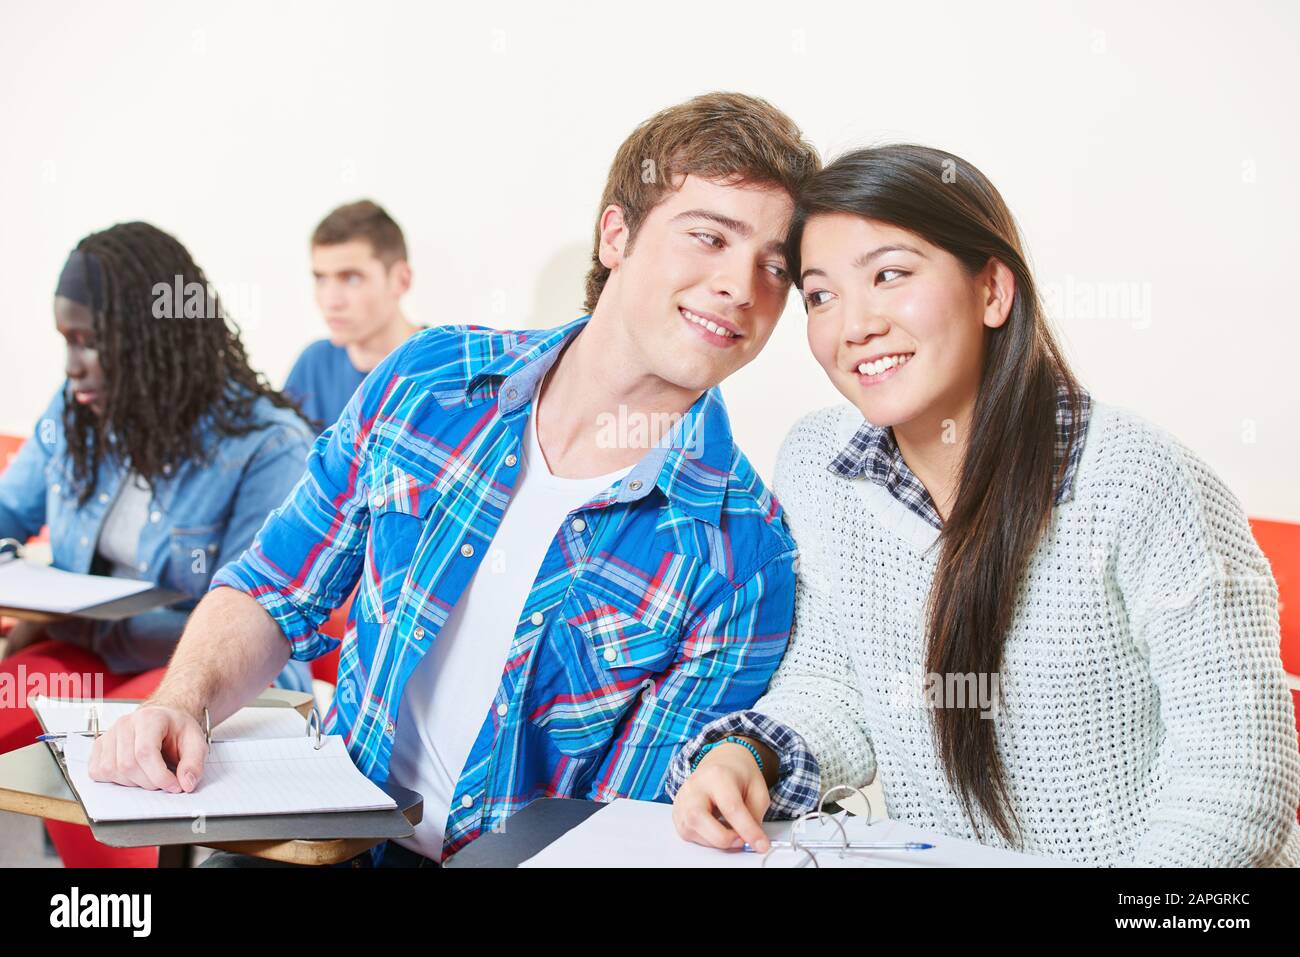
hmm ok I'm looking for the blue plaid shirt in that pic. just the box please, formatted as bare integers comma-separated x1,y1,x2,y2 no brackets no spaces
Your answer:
213,317,797,856
666,385,1093,817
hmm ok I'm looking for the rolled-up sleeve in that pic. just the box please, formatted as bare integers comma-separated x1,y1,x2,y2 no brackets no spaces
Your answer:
665,418,877,818
211,382,377,662
589,549,797,803
665,708,822,819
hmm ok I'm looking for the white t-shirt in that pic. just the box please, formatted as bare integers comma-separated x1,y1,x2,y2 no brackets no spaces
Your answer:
388,393,633,860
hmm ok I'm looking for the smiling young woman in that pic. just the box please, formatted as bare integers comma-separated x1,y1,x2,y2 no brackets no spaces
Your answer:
667,145,1300,866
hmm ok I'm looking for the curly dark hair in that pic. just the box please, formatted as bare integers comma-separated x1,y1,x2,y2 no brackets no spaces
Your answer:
63,221,310,504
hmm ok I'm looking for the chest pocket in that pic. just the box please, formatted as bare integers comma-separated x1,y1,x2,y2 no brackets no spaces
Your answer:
358,464,439,624
168,525,222,598
531,589,681,758
563,590,680,673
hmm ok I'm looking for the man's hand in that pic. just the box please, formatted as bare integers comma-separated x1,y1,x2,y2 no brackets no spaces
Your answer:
672,742,773,853
87,702,209,793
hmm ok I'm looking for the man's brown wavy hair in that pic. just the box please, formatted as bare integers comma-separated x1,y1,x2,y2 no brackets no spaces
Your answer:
582,92,821,313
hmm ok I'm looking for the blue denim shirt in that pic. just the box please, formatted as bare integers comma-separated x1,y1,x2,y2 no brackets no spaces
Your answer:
0,385,315,690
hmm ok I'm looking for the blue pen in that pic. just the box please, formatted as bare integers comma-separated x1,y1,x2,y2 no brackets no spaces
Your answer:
742,840,934,852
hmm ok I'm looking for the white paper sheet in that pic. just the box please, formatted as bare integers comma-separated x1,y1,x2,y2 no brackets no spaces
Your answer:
62,733,397,822
519,798,1079,868
31,697,308,743
0,559,153,613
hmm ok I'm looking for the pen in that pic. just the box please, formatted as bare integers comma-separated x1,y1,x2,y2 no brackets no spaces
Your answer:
742,840,934,852
36,731,101,742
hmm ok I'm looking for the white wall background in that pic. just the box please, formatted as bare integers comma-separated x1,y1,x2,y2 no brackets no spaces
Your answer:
2,0,1296,520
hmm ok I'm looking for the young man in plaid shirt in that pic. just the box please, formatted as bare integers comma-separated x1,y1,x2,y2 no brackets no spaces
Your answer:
89,92,821,865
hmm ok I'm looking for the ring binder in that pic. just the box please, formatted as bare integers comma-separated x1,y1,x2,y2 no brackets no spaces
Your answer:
0,538,23,565
761,784,876,869
24,694,418,855
307,706,324,750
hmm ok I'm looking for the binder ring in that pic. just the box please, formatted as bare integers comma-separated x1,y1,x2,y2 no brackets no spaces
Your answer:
761,785,878,868
204,707,212,745
820,783,873,821
307,707,323,750
762,844,818,868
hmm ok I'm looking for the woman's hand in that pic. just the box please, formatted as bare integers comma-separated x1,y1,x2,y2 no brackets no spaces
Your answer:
0,620,47,660
672,741,774,852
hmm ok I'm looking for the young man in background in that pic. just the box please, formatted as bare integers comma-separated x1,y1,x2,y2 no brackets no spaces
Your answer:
285,200,423,429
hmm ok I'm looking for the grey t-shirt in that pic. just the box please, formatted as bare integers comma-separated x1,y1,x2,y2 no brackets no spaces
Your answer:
96,472,151,579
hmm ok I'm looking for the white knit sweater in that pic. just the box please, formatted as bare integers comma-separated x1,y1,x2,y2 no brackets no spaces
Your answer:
755,400,1300,866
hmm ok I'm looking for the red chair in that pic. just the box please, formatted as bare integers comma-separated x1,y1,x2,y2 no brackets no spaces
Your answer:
1248,520,1300,822
0,433,24,472
1292,688,1300,824
1249,519,1299,676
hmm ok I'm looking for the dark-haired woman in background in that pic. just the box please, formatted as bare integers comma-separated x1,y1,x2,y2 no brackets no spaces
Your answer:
667,146,1299,866
0,222,315,759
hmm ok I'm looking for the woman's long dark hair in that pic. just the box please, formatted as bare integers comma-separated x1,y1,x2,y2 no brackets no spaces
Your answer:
63,222,309,504
786,146,1087,844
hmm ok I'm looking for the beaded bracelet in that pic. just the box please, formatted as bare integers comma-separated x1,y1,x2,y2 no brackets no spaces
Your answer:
690,735,764,773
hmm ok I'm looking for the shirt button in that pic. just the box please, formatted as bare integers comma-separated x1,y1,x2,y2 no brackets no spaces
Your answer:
571,518,586,533
412,626,426,641
603,647,617,663
51,483,61,495
461,794,474,809
460,543,475,558
505,387,518,400
79,536,88,547
496,703,508,718
386,720,395,735
628,480,643,492
98,493,110,504
529,611,544,626
137,561,148,573
162,464,173,476
149,511,161,524
371,494,385,508
504,453,518,468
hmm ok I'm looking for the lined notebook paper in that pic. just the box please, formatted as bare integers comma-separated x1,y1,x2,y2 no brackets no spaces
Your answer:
34,697,396,823
62,734,398,822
